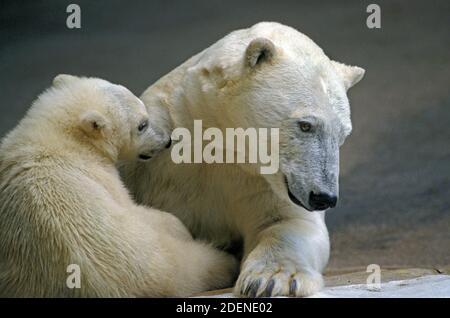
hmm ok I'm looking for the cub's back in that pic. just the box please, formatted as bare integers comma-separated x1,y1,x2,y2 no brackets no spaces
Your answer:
0,153,130,297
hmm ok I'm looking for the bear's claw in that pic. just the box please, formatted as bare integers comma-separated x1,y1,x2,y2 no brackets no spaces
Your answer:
235,266,323,298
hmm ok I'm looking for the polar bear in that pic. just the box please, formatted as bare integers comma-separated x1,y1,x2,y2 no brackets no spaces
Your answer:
121,22,365,297
0,75,237,297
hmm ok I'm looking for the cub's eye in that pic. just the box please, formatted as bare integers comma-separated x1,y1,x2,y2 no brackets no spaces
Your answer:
299,121,312,132
138,120,149,132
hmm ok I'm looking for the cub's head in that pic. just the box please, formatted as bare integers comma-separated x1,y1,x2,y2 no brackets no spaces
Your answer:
191,22,365,211
52,74,171,162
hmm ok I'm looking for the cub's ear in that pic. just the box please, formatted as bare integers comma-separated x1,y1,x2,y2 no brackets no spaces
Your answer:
79,110,109,138
331,61,365,90
245,38,277,68
53,74,78,87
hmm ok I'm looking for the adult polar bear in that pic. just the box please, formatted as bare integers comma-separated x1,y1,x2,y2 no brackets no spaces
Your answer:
122,22,365,297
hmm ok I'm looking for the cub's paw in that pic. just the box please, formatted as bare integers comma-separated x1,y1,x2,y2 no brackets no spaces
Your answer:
234,264,323,297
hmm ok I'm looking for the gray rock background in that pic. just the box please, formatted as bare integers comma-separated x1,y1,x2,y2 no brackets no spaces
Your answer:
1,0,449,269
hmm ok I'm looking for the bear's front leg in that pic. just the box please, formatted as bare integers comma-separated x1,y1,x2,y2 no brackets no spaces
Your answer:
234,216,330,297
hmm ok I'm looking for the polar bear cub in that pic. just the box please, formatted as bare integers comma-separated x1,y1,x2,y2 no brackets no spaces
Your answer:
0,75,237,297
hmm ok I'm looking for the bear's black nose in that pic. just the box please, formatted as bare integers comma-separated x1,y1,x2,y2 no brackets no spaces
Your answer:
309,192,337,210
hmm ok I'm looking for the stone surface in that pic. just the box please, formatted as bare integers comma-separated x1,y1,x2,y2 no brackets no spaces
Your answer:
197,267,450,297
312,275,450,298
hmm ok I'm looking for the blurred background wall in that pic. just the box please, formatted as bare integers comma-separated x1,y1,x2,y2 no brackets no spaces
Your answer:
1,0,449,269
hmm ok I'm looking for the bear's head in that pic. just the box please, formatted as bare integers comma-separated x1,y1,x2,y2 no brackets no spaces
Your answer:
51,74,171,162
187,22,365,211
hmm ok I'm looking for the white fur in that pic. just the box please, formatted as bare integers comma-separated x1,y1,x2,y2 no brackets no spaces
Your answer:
121,22,365,297
0,75,237,297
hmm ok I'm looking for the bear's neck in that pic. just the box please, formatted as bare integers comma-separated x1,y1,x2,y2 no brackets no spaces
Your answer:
141,56,223,131
64,127,119,167
141,58,266,177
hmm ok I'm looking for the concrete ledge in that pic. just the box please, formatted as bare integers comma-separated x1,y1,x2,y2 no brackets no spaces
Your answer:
196,266,450,297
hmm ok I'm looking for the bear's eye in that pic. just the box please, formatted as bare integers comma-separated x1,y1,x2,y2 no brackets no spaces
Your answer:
138,120,149,132
298,121,312,133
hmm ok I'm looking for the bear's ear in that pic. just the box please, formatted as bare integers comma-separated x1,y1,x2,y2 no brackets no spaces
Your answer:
245,38,277,68
53,74,78,87
79,110,109,138
331,61,365,91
